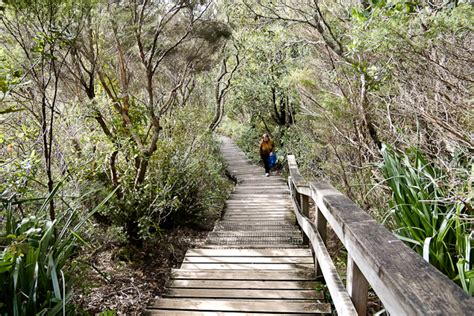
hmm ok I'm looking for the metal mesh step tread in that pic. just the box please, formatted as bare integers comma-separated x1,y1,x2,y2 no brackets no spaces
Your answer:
209,231,302,238
206,236,304,245
215,223,299,231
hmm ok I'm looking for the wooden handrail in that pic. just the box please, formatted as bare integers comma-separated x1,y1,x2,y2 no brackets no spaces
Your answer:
287,155,473,315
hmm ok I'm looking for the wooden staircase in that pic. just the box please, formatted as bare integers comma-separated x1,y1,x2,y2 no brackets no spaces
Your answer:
146,137,331,315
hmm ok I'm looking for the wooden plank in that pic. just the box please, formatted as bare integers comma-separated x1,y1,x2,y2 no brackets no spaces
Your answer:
183,256,314,264
233,184,289,187
170,279,318,290
224,208,291,211
149,299,331,313
233,187,289,190
217,220,295,225
290,197,358,315
202,244,303,249
164,289,322,300
222,217,293,220
222,214,292,218
225,203,291,207
226,199,290,202
229,194,290,197
347,256,368,316
223,212,292,215
223,214,291,217
146,311,312,316
224,206,291,209
180,263,314,270
186,249,312,257
224,212,291,216
171,269,315,280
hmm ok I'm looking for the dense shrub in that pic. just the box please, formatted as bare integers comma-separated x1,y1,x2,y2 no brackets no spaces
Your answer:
105,108,232,242
234,126,260,162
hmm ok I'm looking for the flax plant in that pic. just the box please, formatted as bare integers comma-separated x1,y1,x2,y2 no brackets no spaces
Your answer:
381,146,473,295
0,184,117,314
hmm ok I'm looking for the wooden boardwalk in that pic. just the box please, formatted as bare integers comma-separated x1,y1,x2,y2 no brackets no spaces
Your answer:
147,137,331,315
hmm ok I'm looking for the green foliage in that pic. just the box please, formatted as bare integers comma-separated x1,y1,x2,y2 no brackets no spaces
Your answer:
0,149,41,202
225,20,302,130
234,125,260,162
105,107,232,241
0,182,116,314
381,146,473,294
0,203,74,314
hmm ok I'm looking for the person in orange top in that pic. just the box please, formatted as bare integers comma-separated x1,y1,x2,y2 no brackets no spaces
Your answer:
259,133,274,177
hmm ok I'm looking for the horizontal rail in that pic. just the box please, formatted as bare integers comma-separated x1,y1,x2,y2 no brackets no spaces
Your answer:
287,155,473,315
288,177,358,315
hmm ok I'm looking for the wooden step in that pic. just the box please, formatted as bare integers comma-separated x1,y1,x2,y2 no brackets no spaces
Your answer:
171,269,316,280
183,256,313,264
147,299,331,314
169,279,318,289
163,288,322,300
186,249,312,257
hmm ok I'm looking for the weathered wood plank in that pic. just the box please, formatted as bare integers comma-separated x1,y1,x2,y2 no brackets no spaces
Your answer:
170,279,318,290
148,299,331,313
224,209,291,212
202,244,303,249
146,311,312,316
224,212,292,215
222,216,292,220
180,263,314,270
186,249,312,257
183,256,313,264
223,212,292,215
229,193,291,197
346,256,368,316
171,269,315,280
164,289,322,300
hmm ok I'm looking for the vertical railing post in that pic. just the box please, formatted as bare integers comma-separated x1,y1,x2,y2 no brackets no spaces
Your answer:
300,194,309,245
288,177,299,227
347,256,369,316
294,185,301,226
315,204,327,277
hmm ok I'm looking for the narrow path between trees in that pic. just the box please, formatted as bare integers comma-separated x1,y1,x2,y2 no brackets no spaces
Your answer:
146,136,331,314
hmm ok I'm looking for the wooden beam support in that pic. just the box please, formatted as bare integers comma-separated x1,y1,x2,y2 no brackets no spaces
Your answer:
315,205,327,277
347,256,368,316
300,194,309,245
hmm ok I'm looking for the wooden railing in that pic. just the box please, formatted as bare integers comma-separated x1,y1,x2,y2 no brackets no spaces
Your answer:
287,155,473,316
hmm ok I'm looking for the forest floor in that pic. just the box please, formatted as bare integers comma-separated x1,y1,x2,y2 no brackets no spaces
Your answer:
72,227,208,315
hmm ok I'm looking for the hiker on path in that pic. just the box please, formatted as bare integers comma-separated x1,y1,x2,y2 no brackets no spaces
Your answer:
259,133,275,177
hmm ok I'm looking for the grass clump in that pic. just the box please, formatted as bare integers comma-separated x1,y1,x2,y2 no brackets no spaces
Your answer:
381,146,473,295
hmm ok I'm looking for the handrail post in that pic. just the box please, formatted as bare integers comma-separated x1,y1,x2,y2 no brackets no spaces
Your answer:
347,256,368,316
315,204,327,277
300,194,309,245
288,178,298,226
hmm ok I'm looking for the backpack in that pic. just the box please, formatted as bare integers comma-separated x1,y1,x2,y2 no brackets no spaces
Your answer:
268,152,277,168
